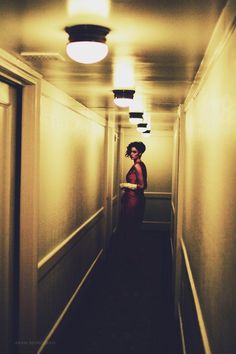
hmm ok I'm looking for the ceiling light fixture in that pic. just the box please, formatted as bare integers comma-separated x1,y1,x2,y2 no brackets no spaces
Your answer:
65,24,110,64
113,89,135,108
129,112,143,124
137,122,148,132
142,129,151,136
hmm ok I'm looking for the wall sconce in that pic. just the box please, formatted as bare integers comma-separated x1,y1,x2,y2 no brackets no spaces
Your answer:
113,89,135,108
137,122,148,132
129,112,143,124
65,24,110,64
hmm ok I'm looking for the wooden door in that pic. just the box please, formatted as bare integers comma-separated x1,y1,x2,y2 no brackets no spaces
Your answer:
0,80,21,353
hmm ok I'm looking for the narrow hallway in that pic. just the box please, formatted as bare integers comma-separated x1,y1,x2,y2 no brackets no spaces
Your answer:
45,230,181,354
1,3,236,354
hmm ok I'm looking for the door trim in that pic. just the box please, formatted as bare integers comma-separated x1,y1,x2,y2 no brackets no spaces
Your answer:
0,48,41,347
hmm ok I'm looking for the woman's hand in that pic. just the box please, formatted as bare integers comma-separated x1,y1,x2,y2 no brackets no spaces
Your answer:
120,182,137,190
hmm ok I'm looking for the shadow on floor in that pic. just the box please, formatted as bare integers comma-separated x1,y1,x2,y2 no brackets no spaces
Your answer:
44,231,181,354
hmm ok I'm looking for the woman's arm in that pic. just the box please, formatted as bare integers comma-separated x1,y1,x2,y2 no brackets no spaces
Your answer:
134,163,145,189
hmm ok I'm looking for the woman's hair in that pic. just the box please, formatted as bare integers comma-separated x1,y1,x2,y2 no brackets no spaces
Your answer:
125,141,146,157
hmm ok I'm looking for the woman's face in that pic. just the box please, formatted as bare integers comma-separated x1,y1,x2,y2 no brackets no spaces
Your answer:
130,146,140,160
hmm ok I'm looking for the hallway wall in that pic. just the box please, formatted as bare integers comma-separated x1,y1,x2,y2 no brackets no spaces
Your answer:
0,47,121,351
37,81,111,344
178,2,236,354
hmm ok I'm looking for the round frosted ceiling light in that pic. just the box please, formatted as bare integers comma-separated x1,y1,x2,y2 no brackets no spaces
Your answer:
113,89,135,108
65,24,110,64
66,41,108,64
114,97,133,108
129,112,143,124
137,122,148,132
142,129,151,136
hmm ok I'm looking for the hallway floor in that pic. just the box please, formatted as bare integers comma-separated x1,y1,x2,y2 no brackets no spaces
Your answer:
46,231,181,354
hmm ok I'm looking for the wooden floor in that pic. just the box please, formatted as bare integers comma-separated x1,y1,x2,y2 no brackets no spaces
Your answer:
44,230,181,354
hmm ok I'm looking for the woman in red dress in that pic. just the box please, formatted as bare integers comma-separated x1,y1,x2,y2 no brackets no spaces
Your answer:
120,141,147,228
107,142,147,282
119,142,147,263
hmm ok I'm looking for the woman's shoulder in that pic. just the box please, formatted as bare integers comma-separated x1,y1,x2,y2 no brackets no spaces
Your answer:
140,160,146,167
134,161,146,171
135,160,146,167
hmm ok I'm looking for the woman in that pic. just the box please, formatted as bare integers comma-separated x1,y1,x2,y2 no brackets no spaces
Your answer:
119,141,147,244
109,141,147,276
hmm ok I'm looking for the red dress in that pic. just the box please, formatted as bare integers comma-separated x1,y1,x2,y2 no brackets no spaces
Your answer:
112,161,147,268
120,161,147,234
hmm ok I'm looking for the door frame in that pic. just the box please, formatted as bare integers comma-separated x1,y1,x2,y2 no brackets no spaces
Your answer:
0,49,41,347
0,77,23,353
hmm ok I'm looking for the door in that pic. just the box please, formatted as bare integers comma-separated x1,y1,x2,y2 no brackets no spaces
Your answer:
0,80,21,353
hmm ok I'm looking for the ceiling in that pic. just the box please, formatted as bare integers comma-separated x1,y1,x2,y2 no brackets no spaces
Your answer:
0,0,227,128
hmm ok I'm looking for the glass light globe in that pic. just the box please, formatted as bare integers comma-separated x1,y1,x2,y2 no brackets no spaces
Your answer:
114,97,133,108
142,129,151,137
137,123,148,132
129,112,143,124
66,41,108,64
129,117,143,124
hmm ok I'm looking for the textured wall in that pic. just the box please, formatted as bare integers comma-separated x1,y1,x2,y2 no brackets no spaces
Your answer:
182,26,236,354
37,84,106,343
39,95,105,259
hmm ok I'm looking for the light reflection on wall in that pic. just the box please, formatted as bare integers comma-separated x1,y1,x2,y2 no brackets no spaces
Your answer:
67,0,110,17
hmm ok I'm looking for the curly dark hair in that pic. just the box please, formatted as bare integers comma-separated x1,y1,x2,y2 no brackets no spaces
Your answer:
125,141,146,157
